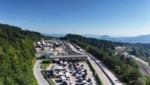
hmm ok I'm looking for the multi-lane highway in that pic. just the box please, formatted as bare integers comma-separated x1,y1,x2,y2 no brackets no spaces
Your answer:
75,45,122,85
88,57,112,85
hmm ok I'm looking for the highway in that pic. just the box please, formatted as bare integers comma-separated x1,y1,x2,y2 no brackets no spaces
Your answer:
73,44,122,85
33,53,49,85
63,41,80,55
86,52,122,85
88,57,112,85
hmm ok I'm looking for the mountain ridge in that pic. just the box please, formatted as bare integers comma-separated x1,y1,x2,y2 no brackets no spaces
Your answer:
43,33,150,43
99,34,150,43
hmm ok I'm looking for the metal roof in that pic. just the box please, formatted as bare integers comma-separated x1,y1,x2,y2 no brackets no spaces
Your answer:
49,54,87,59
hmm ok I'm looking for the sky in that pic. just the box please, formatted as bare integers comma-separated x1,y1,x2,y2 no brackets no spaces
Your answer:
0,0,150,37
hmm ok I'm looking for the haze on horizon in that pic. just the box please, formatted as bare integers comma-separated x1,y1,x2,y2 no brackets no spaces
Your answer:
0,0,150,37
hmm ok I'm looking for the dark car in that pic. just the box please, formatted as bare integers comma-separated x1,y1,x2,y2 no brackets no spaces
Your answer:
62,81,67,85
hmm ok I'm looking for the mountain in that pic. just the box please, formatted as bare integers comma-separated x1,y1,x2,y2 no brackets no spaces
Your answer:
83,34,100,38
99,34,150,43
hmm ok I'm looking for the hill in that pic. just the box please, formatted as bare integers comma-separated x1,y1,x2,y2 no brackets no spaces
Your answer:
0,24,45,85
43,33,150,43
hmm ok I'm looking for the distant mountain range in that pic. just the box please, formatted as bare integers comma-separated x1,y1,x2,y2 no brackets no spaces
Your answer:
98,34,150,43
43,33,150,43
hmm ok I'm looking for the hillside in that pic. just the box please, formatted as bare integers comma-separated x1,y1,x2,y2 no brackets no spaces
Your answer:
62,34,150,85
113,42,150,64
0,24,45,85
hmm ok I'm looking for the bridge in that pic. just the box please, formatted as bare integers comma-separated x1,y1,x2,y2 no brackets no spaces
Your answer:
49,54,87,61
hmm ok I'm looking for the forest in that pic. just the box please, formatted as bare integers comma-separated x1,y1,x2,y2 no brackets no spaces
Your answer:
0,24,44,85
62,34,150,85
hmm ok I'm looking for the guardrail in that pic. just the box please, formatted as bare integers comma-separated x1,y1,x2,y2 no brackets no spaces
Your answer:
95,62,115,85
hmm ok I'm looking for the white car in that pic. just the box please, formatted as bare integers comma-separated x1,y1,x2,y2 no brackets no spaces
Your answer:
70,81,75,85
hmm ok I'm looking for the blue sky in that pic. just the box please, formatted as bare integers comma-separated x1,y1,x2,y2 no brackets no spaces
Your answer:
0,0,150,36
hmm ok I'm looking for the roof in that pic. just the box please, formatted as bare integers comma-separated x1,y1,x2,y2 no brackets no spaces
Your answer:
50,54,87,59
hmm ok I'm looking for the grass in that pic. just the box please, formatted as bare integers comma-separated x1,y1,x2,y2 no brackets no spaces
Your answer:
41,58,50,70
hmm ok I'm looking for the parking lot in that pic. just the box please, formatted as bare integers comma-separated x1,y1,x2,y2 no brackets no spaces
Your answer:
47,60,98,85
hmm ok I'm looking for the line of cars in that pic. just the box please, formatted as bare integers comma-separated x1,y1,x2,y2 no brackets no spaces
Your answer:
68,62,92,85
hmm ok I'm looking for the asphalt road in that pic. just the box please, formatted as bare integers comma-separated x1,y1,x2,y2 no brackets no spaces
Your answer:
88,57,112,85
86,51,123,85
33,54,49,85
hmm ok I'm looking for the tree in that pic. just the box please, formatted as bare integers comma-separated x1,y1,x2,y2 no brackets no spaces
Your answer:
0,23,46,85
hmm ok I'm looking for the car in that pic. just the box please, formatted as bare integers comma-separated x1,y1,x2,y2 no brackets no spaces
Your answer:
70,81,75,85
72,73,76,76
81,74,86,78
76,79,82,83
87,78,91,82
82,80,87,84
62,81,67,85
88,81,93,85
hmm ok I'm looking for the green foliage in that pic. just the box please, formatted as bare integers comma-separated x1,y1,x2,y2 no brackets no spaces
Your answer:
129,77,146,85
41,59,50,70
116,43,150,64
0,24,44,85
144,76,150,85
